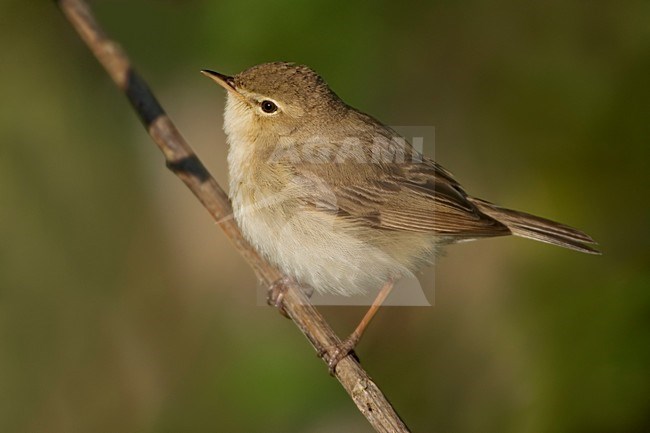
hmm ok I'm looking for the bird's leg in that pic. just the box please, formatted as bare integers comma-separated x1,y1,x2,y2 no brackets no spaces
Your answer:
324,279,394,374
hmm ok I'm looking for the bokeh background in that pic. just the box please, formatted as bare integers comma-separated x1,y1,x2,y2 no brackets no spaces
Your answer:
2,1,649,432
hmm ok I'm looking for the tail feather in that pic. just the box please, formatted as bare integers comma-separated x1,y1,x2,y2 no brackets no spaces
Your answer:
468,197,601,255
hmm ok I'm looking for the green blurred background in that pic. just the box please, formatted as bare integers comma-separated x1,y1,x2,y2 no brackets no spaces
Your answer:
2,1,649,432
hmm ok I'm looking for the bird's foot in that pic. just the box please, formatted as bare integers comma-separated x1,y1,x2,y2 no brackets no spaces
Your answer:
267,276,292,318
318,334,361,375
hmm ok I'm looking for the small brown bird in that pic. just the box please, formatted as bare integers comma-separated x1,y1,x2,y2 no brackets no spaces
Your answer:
202,62,599,369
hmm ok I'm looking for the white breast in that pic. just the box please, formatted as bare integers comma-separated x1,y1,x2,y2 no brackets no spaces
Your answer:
223,95,416,295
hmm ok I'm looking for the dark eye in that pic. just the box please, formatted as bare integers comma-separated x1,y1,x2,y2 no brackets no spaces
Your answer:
260,100,278,113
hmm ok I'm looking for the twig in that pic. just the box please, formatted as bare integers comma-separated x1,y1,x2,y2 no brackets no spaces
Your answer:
54,0,411,432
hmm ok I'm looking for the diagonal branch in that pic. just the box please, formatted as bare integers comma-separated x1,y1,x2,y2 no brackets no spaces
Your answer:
54,1,411,432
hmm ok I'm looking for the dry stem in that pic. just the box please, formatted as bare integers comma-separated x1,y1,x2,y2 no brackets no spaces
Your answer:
55,1,411,431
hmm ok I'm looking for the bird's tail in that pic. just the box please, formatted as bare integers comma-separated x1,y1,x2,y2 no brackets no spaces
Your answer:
468,197,600,255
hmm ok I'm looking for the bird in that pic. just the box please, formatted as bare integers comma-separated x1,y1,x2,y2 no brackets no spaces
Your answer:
201,62,599,370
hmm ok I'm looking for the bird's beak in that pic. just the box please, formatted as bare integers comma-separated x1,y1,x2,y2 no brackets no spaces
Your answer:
201,69,239,94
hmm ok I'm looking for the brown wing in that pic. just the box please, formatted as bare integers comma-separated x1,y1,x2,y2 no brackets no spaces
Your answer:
283,108,597,252
293,159,509,238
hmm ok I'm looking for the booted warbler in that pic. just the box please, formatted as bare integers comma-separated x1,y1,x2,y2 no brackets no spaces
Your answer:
202,62,599,369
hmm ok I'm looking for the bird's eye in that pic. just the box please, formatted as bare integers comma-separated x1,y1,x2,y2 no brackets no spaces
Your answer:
260,100,278,113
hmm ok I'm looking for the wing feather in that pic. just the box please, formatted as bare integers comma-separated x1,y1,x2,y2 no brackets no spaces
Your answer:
293,159,509,238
